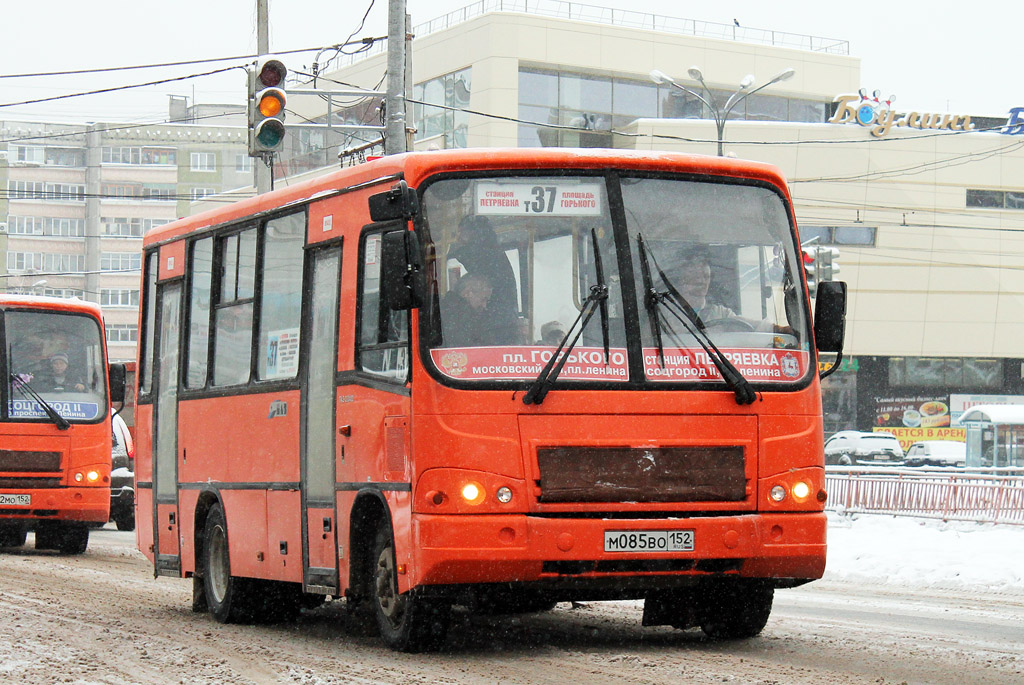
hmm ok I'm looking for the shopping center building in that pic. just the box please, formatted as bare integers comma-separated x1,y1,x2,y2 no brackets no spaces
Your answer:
296,1,1024,445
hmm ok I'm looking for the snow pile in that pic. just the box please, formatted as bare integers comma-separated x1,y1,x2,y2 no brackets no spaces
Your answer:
825,512,1024,594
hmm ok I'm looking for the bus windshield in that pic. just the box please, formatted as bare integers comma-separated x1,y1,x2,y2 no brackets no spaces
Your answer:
420,173,810,386
3,310,107,422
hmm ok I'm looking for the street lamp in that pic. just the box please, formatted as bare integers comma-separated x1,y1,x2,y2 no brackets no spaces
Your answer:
650,66,795,156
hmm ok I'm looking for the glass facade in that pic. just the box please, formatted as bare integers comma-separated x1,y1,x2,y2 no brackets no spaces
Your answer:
518,67,828,148
412,67,472,148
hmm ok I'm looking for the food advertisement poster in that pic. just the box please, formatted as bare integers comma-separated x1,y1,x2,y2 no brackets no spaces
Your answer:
874,395,951,429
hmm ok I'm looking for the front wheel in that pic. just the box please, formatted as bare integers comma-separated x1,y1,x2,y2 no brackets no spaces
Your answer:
0,525,27,549
371,526,450,652
114,509,135,532
699,580,774,640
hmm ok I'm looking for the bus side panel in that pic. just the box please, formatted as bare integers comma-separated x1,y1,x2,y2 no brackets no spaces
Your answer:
266,490,302,583
388,490,414,595
177,394,299,489
156,502,180,557
336,491,356,594
759,413,825,477
178,488,199,575
221,489,269,580
137,486,154,562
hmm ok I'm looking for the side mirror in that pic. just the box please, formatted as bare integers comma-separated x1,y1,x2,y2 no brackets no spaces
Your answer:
108,362,127,404
380,229,423,310
369,180,419,222
814,280,847,353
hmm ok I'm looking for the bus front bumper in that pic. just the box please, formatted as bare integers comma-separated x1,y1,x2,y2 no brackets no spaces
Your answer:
411,511,826,589
0,487,110,524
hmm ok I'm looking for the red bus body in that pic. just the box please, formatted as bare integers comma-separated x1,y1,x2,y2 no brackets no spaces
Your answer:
1,296,113,553
135,149,832,649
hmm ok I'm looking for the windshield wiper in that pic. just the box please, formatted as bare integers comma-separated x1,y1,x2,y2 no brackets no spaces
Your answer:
636,233,756,406
523,228,610,405
9,373,71,430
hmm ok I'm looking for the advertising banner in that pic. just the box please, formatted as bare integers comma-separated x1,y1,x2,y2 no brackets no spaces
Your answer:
874,394,950,429
874,426,966,451
949,394,1024,422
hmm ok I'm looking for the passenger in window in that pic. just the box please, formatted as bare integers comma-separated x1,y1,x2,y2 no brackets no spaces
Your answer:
37,352,85,392
442,273,500,347
447,215,521,343
539,320,567,346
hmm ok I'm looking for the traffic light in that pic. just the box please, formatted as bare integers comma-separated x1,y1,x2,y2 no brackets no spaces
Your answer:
248,58,287,155
802,246,820,297
818,246,841,282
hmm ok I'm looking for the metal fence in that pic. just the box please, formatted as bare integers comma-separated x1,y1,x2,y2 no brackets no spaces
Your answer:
825,467,1024,526
338,0,850,68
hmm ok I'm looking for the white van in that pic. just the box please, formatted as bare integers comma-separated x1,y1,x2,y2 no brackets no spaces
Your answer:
904,440,966,467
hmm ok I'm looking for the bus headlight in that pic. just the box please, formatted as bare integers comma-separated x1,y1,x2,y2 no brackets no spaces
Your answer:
769,485,787,502
496,486,513,504
792,481,811,501
460,482,485,505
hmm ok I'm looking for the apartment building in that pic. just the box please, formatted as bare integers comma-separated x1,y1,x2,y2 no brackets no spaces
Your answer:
1,110,249,361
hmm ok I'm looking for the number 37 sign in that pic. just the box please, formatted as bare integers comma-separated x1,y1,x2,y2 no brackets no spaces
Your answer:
475,182,603,216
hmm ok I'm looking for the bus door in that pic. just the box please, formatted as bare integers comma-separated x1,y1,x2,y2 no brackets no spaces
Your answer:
301,245,342,594
153,282,182,576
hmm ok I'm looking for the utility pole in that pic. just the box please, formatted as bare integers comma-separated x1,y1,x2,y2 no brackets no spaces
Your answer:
84,125,101,304
255,0,272,193
384,0,408,155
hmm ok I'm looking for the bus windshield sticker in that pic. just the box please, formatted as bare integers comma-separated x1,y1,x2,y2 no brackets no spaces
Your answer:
265,328,300,378
431,345,628,381
474,183,603,216
643,348,809,383
9,399,100,420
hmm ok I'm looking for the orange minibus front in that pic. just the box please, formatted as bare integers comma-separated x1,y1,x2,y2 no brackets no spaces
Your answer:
0,296,125,554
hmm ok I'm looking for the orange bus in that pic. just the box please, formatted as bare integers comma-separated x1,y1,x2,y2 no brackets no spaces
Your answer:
1,295,126,554
135,149,846,651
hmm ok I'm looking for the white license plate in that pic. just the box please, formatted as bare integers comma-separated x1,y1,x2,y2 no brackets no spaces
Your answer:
0,493,31,506
604,530,694,553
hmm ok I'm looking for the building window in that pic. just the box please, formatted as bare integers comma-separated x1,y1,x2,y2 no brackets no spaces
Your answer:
799,225,877,247
191,187,216,202
101,252,142,271
102,146,176,165
105,324,138,343
41,253,85,272
889,357,1003,389
412,67,472,148
7,181,85,201
967,189,1024,210
101,217,143,237
101,289,140,307
6,251,42,272
235,154,253,173
190,152,217,172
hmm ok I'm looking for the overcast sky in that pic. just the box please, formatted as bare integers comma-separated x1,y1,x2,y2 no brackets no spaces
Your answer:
0,0,1017,124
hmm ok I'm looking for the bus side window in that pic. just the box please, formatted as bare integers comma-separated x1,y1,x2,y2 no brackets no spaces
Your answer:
212,229,257,387
358,230,409,381
139,251,158,395
185,237,213,389
257,212,305,380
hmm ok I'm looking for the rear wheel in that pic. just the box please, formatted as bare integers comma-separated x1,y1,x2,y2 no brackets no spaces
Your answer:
699,580,774,640
203,504,258,623
371,525,450,652
0,525,27,549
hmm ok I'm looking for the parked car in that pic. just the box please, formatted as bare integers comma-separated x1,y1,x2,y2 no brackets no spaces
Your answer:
824,430,905,465
904,440,966,467
110,411,135,531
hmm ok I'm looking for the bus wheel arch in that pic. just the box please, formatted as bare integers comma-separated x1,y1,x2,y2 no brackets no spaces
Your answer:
191,490,222,613
347,491,390,608
201,501,259,623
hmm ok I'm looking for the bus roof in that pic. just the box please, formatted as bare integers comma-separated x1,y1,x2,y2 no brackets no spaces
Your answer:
0,295,104,319
144,148,792,248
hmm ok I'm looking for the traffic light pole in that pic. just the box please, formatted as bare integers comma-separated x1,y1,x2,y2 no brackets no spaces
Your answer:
255,0,272,194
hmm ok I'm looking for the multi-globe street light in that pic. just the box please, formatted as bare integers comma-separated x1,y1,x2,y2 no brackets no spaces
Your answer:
650,66,796,156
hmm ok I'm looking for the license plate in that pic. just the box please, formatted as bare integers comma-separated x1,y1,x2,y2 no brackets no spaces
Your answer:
604,530,694,553
0,493,31,506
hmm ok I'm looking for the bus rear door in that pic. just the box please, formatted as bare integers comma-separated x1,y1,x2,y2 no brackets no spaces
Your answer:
300,245,342,594
153,280,182,576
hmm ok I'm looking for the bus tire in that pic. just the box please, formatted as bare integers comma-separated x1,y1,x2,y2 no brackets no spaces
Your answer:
202,504,257,623
0,525,27,549
58,525,89,555
370,525,450,652
699,580,774,640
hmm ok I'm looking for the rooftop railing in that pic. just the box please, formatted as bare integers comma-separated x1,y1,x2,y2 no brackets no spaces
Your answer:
335,0,850,69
